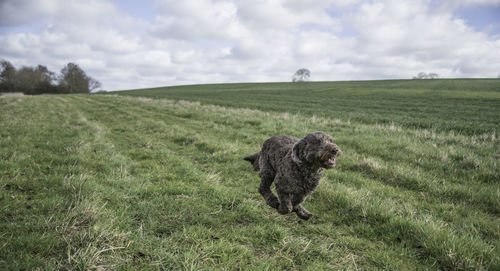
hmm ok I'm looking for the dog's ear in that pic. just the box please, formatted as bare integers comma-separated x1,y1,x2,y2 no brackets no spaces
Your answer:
291,138,307,165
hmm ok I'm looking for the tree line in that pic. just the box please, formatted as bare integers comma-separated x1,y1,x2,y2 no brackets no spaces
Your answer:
0,60,101,94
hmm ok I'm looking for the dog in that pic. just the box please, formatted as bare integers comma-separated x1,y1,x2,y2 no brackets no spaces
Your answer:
244,131,342,220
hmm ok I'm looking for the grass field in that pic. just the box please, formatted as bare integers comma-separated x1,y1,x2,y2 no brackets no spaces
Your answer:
1,79,499,270
117,79,500,135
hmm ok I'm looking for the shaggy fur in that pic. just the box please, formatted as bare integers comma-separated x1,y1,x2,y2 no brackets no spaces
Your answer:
244,131,342,220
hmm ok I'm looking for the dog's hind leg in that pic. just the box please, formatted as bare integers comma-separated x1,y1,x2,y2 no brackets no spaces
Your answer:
258,165,279,209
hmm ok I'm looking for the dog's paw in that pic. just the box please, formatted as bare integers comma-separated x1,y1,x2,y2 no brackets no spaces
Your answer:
295,208,312,220
297,212,312,220
267,197,280,209
278,203,293,214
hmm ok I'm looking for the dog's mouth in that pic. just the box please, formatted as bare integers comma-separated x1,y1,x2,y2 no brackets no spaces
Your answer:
322,157,336,168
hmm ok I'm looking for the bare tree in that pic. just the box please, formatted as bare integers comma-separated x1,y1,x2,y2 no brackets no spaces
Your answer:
89,77,102,92
292,68,311,82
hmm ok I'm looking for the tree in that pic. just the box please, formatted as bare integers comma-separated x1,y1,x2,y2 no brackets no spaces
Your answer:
33,65,58,94
428,73,439,79
414,72,428,79
1,60,101,94
59,63,101,93
88,77,102,92
12,65,56,94
292,68,311,82
413,72,439,79
0,60,17,92
14,67,36,94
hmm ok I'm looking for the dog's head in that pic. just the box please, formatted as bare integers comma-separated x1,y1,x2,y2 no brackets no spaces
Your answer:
291,131,342,169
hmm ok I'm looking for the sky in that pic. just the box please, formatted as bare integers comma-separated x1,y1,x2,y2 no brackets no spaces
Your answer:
1,0,499,91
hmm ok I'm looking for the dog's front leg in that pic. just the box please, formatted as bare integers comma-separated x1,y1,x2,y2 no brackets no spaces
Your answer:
277,193,293,214
292,194,312,220
293,205,312,220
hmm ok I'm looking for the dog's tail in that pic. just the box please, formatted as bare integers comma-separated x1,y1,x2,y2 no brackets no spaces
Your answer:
243,152,260,171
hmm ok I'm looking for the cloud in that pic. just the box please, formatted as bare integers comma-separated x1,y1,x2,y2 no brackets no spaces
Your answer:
0,0,57,26
342,0,500,78
438,0,500,10
151,0,247,41
0,0,499,90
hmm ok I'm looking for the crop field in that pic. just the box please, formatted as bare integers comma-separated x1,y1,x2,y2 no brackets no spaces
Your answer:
1,79,499,270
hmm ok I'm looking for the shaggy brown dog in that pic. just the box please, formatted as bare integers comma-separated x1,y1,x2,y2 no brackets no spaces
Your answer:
244,131,342,220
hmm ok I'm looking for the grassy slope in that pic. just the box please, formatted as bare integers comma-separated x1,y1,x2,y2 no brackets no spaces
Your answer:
0,80,499,270
116,79,500,135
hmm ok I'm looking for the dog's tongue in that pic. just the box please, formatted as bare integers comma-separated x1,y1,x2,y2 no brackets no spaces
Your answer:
327,157,335,165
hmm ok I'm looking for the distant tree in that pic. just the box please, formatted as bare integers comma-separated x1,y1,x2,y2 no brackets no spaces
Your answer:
88,77,102,92
14,67,36,94
413,72,440,79
292,68,311,82
1,60,101,94
59,63,101,93
0,60,17,92
33,65,59,94
12,65,57,95
428,73,439,79
414,72,428,79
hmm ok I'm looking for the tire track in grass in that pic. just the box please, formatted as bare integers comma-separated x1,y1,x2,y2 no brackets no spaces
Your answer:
50,96,140,269
74,95,499,270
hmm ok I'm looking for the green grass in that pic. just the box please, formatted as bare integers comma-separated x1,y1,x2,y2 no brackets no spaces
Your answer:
1,79,499,270
117,79,500,135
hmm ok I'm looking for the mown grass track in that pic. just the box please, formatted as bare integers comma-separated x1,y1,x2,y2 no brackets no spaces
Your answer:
0,92,499,270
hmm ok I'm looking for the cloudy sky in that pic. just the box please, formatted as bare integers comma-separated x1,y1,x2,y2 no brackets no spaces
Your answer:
1,0,499,90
